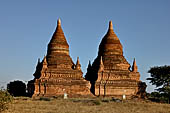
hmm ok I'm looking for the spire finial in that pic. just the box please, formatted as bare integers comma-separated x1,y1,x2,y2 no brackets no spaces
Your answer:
57,18,61,26
109,21,113,30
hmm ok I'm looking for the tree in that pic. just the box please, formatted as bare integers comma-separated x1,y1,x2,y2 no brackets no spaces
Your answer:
7,80,26,97
147,65,170,103
0,88,12,112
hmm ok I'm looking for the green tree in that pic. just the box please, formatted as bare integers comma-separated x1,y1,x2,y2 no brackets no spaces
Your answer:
147,65,170,103
7,80,26,97
0,88,13,112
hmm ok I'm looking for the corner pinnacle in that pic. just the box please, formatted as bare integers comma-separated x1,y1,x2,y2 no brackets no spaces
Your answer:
133,58,136,66
76,57,80,65
132,58,138,72
100,56,103,65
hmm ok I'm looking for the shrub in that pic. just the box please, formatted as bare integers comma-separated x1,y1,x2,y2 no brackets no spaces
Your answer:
39,97,51,101
147,92,169,103
102,99,110,103
0,89,13,112
93,99,101,105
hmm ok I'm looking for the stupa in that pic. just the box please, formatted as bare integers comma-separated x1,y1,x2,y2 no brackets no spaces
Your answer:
28,19,91,97
85,21,146,98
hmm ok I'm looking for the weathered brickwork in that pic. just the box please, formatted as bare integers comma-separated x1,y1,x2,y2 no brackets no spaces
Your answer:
28,19,91,97
28,20,146,98
85,21,146,98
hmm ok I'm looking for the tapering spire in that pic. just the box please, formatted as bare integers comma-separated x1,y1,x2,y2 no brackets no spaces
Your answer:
57,18,61,26
109,21,113,30
48,18,69,48
107,20,116,35
132,58,138,72
75,57,81,70
98,20,123,56
47,19,73,68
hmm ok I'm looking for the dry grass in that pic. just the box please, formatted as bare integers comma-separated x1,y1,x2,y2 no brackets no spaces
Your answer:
2,97,170,113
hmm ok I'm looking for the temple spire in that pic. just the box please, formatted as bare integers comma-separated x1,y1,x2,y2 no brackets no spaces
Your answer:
57,18,61,26
75,57,81,70
109,21,113,30
98,20,123,56
132,58,138,72
47,18,70,67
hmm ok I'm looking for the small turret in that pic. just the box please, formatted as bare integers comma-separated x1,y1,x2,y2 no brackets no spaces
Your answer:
98,56,104,72
42,56,47,69
38,58,40,64
75,57,81,70
33,58,42,79
87,60,92,71
35,58,41,70
132,58,138,72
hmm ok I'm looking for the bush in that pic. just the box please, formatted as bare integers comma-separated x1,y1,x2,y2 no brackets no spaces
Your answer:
0,89,13,112
93,99,101,105
147,92,168,103
39,97,51,101
102,99,110,103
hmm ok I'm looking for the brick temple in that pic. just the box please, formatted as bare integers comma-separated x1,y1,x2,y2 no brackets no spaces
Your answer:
28,19,91,97
28,19,146,98
85,21,146,98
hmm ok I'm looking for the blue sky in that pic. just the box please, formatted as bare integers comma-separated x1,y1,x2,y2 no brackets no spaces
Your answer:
0,0,170,92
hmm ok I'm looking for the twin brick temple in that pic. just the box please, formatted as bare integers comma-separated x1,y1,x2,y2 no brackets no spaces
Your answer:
28,19,146,98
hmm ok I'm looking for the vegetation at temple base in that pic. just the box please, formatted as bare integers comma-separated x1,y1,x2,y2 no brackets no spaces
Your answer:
7,80,26,97
0,88,13,112
147,65,170,103
2,97,170,113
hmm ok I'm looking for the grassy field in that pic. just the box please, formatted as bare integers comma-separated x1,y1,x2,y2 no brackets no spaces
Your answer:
2,97,170,113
